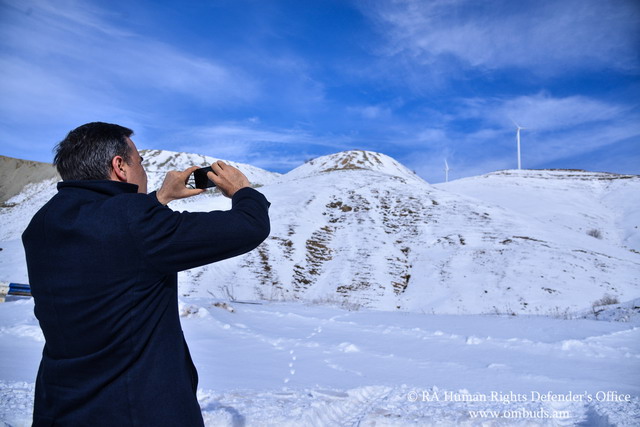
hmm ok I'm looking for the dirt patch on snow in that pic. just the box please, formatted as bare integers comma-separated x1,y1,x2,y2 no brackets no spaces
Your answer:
0,156,59,203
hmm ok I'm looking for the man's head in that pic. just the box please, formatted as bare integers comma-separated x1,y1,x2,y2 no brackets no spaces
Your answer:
54,122,147,193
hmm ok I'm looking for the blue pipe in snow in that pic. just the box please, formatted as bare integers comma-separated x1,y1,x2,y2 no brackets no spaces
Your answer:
0,282,32,297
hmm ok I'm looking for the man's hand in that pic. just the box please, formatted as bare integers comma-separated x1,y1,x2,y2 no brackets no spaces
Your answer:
207,161,251,198
156,166,205,205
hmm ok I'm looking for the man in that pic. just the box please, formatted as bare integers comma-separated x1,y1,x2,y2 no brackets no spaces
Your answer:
22,122,270,426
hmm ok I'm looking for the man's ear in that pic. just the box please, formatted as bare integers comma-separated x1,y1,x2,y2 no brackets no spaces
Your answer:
111,156,128,182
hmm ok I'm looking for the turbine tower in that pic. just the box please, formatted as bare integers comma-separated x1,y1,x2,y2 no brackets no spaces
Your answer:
444,159,450,183
512,120,526,170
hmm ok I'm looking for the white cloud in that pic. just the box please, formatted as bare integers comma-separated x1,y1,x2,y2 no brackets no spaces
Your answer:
0,58,139,123
415,128,448,144
347,105,392,120
460,93,628,132
530,119,640,161
363,0,640,74
501,96,626,131
0,0,257,106
179,124,316,146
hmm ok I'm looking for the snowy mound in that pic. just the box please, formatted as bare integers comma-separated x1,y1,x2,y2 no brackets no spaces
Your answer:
438,169,640,251
142,149,281,191
283,150,423,183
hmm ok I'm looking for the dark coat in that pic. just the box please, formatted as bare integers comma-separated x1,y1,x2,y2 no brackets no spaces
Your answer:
22,180,270,426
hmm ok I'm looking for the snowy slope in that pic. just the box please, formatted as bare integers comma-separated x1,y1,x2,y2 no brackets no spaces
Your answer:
437,169,640,251
0,178,58,243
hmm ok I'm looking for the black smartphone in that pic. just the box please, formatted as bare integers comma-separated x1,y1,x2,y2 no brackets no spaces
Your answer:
192,166,216,189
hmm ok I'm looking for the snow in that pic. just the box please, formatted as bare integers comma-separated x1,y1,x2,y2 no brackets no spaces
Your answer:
1,298,639,425
436,169,640,251
1,153,639,425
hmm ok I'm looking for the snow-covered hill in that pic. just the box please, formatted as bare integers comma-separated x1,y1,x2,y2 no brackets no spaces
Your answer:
141,149,281,191
1,151,639,315
283,150,423,184
437,169,640,251
177,157,639,315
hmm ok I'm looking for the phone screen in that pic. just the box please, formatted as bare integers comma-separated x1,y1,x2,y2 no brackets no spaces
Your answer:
192,166,216,189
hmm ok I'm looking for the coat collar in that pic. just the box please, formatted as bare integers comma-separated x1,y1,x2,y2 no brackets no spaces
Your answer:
57,180,140,197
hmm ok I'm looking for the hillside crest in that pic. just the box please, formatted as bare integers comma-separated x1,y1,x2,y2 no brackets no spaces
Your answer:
283,150,423,183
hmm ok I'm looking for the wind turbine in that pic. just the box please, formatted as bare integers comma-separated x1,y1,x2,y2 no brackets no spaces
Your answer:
444,159,450,183
512,120,527,170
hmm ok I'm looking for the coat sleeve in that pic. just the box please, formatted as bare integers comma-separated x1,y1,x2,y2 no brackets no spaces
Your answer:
126,187,270,274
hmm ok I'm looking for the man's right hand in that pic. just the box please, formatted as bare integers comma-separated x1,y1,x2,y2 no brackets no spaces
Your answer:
207,161,251,198
156,166,205,205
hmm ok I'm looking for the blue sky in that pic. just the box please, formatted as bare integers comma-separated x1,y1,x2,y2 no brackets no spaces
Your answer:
1,0,638,183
